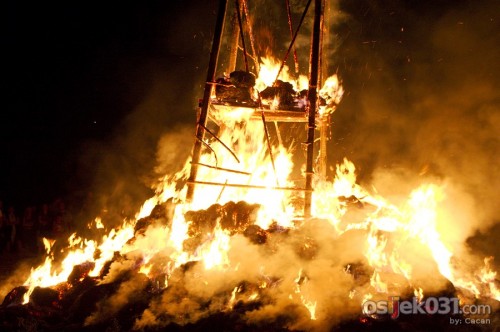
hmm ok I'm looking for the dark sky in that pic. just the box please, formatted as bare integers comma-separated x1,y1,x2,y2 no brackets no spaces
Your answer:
2,0,498,223
3,1,211,207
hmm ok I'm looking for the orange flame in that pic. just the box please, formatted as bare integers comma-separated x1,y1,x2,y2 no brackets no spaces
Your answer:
19,56,499,326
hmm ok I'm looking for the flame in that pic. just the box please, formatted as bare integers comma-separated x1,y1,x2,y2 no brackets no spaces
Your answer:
89,222,135,276
414,287,424,303
198,224,231,270
23,221,135,303
319,75,344,116
227,286,240,310
254,56,341,115
254,56,308,93
18,54,499,329
293,269,317,320
477,257,500,300
139,264,153,276
187,109,296,228
405,185,453,279
23,238,97,304
87,217,104,230
42,237,55,255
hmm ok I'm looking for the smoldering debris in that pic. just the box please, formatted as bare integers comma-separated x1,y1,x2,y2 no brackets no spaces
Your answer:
2,198,497,332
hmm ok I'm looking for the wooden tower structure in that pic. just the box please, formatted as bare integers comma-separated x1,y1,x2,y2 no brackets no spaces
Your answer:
186,0,330,218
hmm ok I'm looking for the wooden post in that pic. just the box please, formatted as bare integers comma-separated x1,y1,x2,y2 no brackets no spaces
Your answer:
318,115,328,179
304,0,322,217
227,3,240,73
186,0,228,202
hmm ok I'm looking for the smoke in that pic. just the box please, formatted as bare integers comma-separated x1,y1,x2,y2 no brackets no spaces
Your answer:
15,0,496,329
70,1,215,227
131,222,369,330
84,271,151,326
0,260,39,302
329,0,499,262
154,125,194,178
126,1,499,328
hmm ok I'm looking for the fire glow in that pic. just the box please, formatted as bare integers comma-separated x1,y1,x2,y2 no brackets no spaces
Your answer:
7,0,499,330
17,55,498,327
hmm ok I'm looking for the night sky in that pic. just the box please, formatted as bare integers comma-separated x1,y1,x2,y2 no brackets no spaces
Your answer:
3,0,499,233
3,1,210,207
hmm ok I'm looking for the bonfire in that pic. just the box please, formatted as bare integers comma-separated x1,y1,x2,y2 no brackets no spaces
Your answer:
1,0,498,331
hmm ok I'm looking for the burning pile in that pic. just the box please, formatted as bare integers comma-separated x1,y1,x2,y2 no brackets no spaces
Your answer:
1,57,499,332
213,57,342,113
